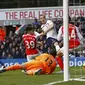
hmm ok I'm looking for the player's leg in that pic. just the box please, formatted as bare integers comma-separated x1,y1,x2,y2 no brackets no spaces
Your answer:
24,60,44,75
0,61,40,73
0,64,22,73
56,47,64,71
54,41,64,71
26,68,42,75
34,68,42,75
46,37,59,47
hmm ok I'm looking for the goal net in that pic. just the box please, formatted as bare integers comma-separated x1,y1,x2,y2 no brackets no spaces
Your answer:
64,0,85,82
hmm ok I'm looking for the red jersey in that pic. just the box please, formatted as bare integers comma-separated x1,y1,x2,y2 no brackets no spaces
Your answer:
57,24,81,49
22,34,39,55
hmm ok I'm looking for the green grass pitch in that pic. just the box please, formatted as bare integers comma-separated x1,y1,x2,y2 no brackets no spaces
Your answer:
0,67,85,85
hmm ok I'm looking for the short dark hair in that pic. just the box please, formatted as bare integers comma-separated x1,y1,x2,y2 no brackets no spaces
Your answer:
26,24,34,31
40,14,46,18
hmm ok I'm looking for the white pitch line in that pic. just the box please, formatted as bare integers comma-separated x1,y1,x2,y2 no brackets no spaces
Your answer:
43,78,85,85
70,78,85,81
43,81,67,85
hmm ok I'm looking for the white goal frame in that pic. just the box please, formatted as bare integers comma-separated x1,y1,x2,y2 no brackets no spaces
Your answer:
63,0,85,82
63,0,69,81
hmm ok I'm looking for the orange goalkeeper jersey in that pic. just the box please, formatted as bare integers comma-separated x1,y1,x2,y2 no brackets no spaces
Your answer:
35,53,56,74
24,53,56,74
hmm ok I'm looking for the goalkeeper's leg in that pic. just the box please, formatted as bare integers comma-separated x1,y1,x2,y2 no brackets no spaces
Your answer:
26,68,42,75
0,64,22,73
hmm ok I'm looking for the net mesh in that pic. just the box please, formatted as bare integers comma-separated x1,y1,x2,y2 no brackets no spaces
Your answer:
69,0,85,81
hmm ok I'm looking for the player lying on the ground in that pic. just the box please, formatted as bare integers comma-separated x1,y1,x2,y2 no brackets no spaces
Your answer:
0,53,56,75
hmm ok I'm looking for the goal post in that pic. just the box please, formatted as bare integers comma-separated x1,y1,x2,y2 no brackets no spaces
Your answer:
63,0,69,81
63,0,85,82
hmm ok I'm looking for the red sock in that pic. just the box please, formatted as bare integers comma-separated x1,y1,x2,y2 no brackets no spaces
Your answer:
6,64,22,71
56,56,63,71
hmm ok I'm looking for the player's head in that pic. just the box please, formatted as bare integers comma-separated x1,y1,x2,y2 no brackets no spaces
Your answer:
26,24,34,34
39,14,46,24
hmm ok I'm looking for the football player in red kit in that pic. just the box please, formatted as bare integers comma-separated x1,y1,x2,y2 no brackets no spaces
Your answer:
54,23,84,71
22,24,41,62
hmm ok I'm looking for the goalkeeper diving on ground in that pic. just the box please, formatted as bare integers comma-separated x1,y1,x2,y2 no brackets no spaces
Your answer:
0,53,56,75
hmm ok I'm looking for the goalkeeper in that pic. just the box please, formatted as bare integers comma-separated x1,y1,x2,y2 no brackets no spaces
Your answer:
0,53,56,75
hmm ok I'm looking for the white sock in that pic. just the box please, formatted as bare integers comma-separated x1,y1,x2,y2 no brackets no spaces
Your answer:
55,45,60,52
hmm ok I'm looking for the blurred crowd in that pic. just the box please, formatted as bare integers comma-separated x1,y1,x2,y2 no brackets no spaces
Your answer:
0,16,85,59
0,32,26,59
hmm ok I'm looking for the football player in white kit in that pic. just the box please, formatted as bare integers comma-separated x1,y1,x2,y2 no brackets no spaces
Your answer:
39,14,58,44
39,14,63,71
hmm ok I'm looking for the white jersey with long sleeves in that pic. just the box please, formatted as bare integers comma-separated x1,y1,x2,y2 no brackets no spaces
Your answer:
41,20,57,39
